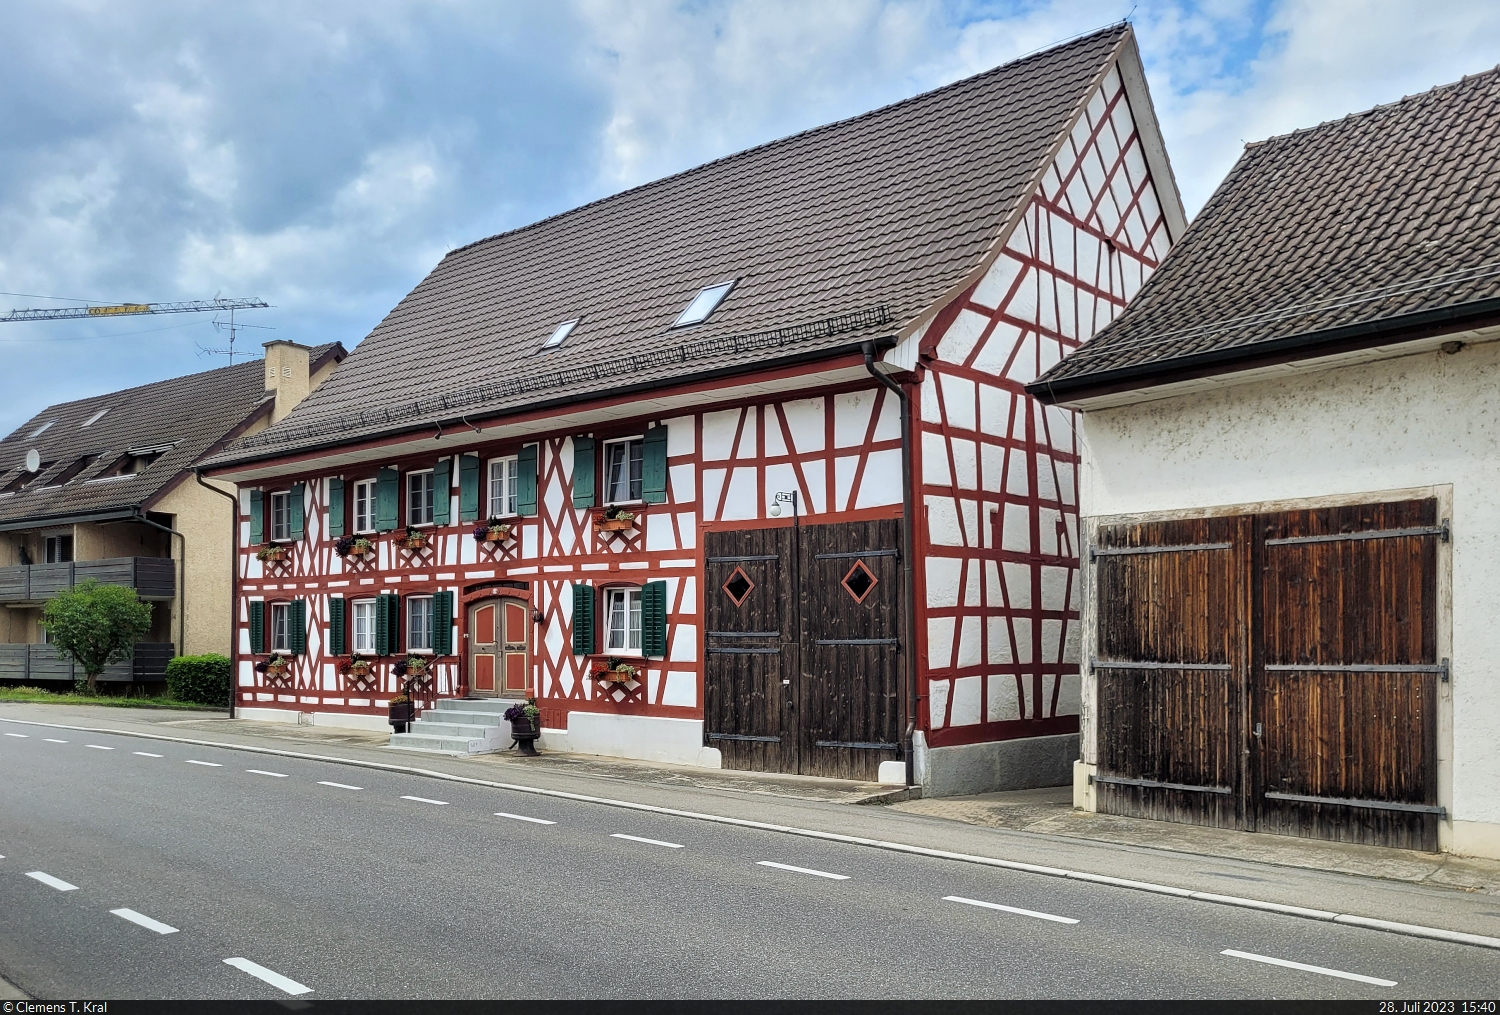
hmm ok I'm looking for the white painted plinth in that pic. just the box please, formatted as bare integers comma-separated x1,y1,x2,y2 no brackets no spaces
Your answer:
235,707,301,725
312,711,392,733
539,712,722,768
877,760,907,786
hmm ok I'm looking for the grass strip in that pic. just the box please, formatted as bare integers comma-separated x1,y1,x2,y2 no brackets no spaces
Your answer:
0,685,220,711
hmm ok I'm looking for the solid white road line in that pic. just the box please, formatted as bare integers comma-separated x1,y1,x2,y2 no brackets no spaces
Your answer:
494,812,556,825
184,760,222,767
43,739,67,744
318,781,362,791
25,871,78,892
110,908,179,935
757,861,850,880
247,770,287,778
944,895,1079,925
611,833,684,849
133,752,164,757
401,795,449,805
4,733,27,738
1221,949,1398,987
85,745,114,750
223,957,312,996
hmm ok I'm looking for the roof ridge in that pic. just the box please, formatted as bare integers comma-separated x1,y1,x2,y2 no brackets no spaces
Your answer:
1246,63,1500,149
445,23,1129,259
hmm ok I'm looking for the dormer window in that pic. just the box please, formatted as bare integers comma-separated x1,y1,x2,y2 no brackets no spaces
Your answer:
672,280,735,327
81,408,110,428
541,318,580,352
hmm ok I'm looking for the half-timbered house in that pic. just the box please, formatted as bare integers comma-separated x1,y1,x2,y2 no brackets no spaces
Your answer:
1030,68,1500,854
202,24,1186,794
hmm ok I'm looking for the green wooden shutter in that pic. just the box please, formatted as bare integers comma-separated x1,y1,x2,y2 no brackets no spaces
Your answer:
375,594,390,655
376,468,399,532
432,458,451,526
572,436,595,508
290,599,307,655
386,593,403,655
571,583,594,655
328,596,346,656
432,591,453,655
289,482,306,540
249,490,264,545
518,444,538,517
641,580,668,658
249,600,265,654
327,478,345,537
458,456,480,523
642,426,668,504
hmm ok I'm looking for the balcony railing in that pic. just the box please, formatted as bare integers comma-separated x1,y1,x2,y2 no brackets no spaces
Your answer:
0,557,175,604
0,642,174,683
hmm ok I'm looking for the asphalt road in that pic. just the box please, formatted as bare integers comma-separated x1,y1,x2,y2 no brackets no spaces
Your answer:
1,724,1498,1000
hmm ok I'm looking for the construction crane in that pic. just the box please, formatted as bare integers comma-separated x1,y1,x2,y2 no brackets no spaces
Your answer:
0,296,269,323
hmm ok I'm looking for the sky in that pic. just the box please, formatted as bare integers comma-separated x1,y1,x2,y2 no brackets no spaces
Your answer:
3,0,1499,437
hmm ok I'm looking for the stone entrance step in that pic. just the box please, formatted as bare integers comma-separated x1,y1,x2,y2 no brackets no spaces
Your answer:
386,696,524,755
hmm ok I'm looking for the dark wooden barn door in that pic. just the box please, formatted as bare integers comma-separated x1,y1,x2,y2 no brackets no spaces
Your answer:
704,519,902,781
1255,501,1443,851
703,526,797,773
1093,499,1443,850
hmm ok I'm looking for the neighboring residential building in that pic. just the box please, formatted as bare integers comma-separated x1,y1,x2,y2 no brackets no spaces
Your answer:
1029,69,1500,856
202,25,1186,793
0,342,345,688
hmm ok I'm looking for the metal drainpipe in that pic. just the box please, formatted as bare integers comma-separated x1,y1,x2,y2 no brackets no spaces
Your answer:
862,342,919,788
195,470,242,719
133,511,187,662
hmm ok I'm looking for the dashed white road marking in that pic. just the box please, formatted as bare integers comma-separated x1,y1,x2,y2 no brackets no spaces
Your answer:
111,908,179,935
4,733,28,738
184,760,222,767
612,833,684,849
85,745,115,751
223,957,312,996
944,895,1079,925
757,861,850,880
247,770,287,778
25,871,78,892
1221,949,1398,987
133,752,164,758
401,795,448,806
494,812,555,825
318,781,362,791
43,738,68,744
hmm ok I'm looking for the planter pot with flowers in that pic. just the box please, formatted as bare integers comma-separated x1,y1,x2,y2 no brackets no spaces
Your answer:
339,656,377,693
388,693,415,733
589,657,639,684
255,652,293,688
594,506,636,532
395,528,429,551
256,545,289,563
503,700,542,756
334,535,375,559
472,518,514,545
393,655,431,694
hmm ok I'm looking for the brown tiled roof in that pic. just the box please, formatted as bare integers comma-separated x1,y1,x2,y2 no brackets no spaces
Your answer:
206,25,1130,467
1031,66,1500,401
0,345,343,527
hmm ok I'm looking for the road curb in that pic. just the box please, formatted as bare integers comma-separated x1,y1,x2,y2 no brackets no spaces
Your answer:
5,714,1499,953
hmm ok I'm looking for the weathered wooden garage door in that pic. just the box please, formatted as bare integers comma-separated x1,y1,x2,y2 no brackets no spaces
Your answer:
1094,499,1444,851
704,520,902,781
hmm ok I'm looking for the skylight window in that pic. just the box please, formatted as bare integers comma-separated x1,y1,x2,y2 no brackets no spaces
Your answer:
81,408,110,428
673,280,736,328
29,420,55,438
541,318,581,351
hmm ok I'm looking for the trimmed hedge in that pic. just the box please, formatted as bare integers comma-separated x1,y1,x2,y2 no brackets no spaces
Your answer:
166,654,231,707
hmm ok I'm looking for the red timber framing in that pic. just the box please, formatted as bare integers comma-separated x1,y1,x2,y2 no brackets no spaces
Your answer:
909,63,1172,749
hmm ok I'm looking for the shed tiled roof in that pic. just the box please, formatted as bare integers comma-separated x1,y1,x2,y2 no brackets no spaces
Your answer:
0,345,342,526
1031,66,1500,400
205,25,1130,467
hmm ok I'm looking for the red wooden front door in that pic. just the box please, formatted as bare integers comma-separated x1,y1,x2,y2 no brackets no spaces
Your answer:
502,599,530,694
469,602,498,694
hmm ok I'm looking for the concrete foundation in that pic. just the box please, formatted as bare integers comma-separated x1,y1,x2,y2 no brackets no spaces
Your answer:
918,732,1078,797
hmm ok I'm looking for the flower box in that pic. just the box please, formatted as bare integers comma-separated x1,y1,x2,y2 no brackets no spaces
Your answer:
397,532,429,550
334,535,376,558
593,507,637,532
256,545,289,563
589,657,640,683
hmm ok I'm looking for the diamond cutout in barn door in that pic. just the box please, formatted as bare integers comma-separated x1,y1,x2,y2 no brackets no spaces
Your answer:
841,560,877,604
722,567,754,606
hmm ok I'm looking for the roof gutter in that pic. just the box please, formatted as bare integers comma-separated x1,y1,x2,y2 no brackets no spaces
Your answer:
205,337,899,474
0,507,139,535
1028,295,1500,406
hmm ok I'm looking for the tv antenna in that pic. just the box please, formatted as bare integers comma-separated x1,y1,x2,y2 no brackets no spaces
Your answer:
197,303,275,365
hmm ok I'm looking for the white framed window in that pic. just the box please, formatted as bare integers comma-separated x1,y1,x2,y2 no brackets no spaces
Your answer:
407,595,434,652
407,470,435,526
603,437,643,504
352,600,377,654
270,602,291,652
353,478,377,533
488,455,519,518
604,587,643,654
269,491,291,542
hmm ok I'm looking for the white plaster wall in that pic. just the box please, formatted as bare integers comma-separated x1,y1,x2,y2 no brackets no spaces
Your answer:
1078,341,1500,845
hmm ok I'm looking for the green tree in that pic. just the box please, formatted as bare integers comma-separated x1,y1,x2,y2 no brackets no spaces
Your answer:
41,580,153,695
